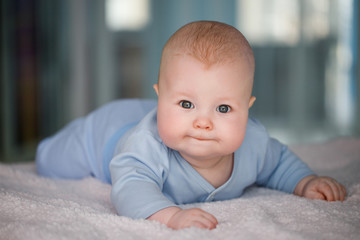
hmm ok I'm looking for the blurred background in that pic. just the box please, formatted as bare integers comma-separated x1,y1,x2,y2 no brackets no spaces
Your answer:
1,0,359,163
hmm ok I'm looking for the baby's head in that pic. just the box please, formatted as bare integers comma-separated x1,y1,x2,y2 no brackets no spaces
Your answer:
159,20,255,77
154,21,256,163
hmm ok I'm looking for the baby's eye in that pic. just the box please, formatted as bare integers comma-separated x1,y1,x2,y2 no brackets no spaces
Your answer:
180,100,194,109
217,105,231,113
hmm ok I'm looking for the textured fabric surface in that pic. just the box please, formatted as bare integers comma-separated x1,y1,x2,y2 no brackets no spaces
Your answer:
1,137,359,240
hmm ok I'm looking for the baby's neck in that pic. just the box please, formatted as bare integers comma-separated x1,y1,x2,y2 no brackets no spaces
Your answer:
185,154,234,189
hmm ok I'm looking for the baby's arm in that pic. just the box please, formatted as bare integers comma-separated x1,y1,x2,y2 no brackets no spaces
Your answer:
294,175,346,201
147,207,218,230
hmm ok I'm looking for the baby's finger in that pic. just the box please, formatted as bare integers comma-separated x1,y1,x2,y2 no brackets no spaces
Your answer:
191,220,215,229
335,181,347,201
320,179,344,201
191,215,217,229
315,180,334,201
191,221,208,229
201,212,218,226
328,180,347,201
335,182,347,201
197,213,217,229
329,181,341,201
187,208,218,229
307,191,326,200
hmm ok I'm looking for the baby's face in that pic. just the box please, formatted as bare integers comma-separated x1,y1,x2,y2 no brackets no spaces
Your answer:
154,55,255,162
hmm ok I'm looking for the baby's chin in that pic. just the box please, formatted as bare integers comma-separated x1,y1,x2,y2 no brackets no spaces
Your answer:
177,149,233,162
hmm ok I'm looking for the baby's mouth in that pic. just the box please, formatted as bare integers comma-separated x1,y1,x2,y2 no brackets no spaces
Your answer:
189,136,214,141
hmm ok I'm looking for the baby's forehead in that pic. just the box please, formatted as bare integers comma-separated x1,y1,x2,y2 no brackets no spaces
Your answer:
163,34,254,72
165,53,252,73
162,55,254,91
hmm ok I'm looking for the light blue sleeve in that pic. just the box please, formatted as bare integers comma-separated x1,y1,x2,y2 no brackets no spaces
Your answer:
256,138,315,193
110,128,177,219
36,116,96,180
36,99,157,183
248,119,315,193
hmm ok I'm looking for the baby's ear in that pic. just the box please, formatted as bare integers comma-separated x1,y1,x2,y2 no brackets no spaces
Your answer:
248,96,256,109
153,84,159,96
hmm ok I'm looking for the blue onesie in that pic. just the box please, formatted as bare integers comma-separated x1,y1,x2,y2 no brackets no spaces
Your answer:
36,99,314,220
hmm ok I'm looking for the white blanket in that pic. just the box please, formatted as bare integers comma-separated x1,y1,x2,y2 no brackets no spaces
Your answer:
1,137,360,240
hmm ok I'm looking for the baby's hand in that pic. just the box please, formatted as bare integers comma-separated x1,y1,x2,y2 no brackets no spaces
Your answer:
167,208,218,230
148,206,218,230
294,175,346,201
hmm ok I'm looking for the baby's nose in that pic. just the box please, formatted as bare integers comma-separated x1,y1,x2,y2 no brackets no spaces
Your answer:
193,117,213,130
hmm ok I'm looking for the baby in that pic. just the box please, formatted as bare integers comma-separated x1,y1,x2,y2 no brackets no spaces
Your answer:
36,21,346,230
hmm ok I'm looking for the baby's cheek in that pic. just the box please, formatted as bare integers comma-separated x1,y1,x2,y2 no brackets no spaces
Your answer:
158,122,171,142
224,126,246,151
158,119,180,148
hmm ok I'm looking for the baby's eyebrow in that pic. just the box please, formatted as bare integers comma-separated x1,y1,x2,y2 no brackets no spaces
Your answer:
214,96,238,103
171,91,193,99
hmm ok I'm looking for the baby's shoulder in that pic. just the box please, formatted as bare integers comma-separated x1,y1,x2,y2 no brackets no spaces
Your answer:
117,109,168,156
239,117,270,152
246,118,268,137
232,118,271,164
129,109,162,142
